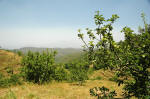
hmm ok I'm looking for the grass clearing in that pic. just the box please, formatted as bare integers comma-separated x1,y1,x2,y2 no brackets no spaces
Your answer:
0,80,123,99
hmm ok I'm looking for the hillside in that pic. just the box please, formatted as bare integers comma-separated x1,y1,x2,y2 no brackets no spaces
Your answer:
0,50,21,76
0,49,125,99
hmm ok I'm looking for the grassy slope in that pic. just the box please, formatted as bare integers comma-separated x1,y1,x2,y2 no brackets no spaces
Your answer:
0,50,21,76
0,80,124,99
0,50,126,99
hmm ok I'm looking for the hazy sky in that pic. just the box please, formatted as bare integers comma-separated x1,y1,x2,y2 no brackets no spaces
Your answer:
0,0,150,49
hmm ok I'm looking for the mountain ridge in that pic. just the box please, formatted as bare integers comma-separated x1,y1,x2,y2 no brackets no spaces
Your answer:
12,47,83,63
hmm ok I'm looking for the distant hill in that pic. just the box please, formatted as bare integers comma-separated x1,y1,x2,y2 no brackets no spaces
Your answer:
12,47,83,63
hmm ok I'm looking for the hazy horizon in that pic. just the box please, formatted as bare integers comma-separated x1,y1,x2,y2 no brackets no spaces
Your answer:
5,46,83,50
0,0,150,49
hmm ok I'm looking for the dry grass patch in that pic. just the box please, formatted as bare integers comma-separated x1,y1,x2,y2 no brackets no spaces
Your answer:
0,80,123,99
0,50,21,76
89,69,115,80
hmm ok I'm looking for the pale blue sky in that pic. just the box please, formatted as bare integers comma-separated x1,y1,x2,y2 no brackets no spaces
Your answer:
0,0,150,49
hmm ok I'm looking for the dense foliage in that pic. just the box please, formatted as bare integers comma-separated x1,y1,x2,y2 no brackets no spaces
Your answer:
54,65,68,82
21,50,57,83
78,11,150,98
66,61,89,85
116,23,150,98
21,50,89,84
0,73,22,87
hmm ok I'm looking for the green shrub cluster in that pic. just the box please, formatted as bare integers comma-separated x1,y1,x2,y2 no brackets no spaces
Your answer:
54,65,69,82
0,73,22,88
65,61,89,85
21,50,57,83
21,50,89,84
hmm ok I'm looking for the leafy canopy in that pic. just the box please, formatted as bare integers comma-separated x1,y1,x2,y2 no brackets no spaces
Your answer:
78,11,150,98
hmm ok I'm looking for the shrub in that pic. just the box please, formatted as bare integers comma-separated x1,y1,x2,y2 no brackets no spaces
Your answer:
21,50,57,84
0,73,22,88
8,74,22,85
68,62,89,85
54,65,69,82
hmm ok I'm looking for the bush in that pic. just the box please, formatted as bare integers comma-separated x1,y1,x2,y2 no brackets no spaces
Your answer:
54,65,69,82
0,73,22,88
21,50,57,84
68,62,89,85
0,73,7,87
9,74,22,85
